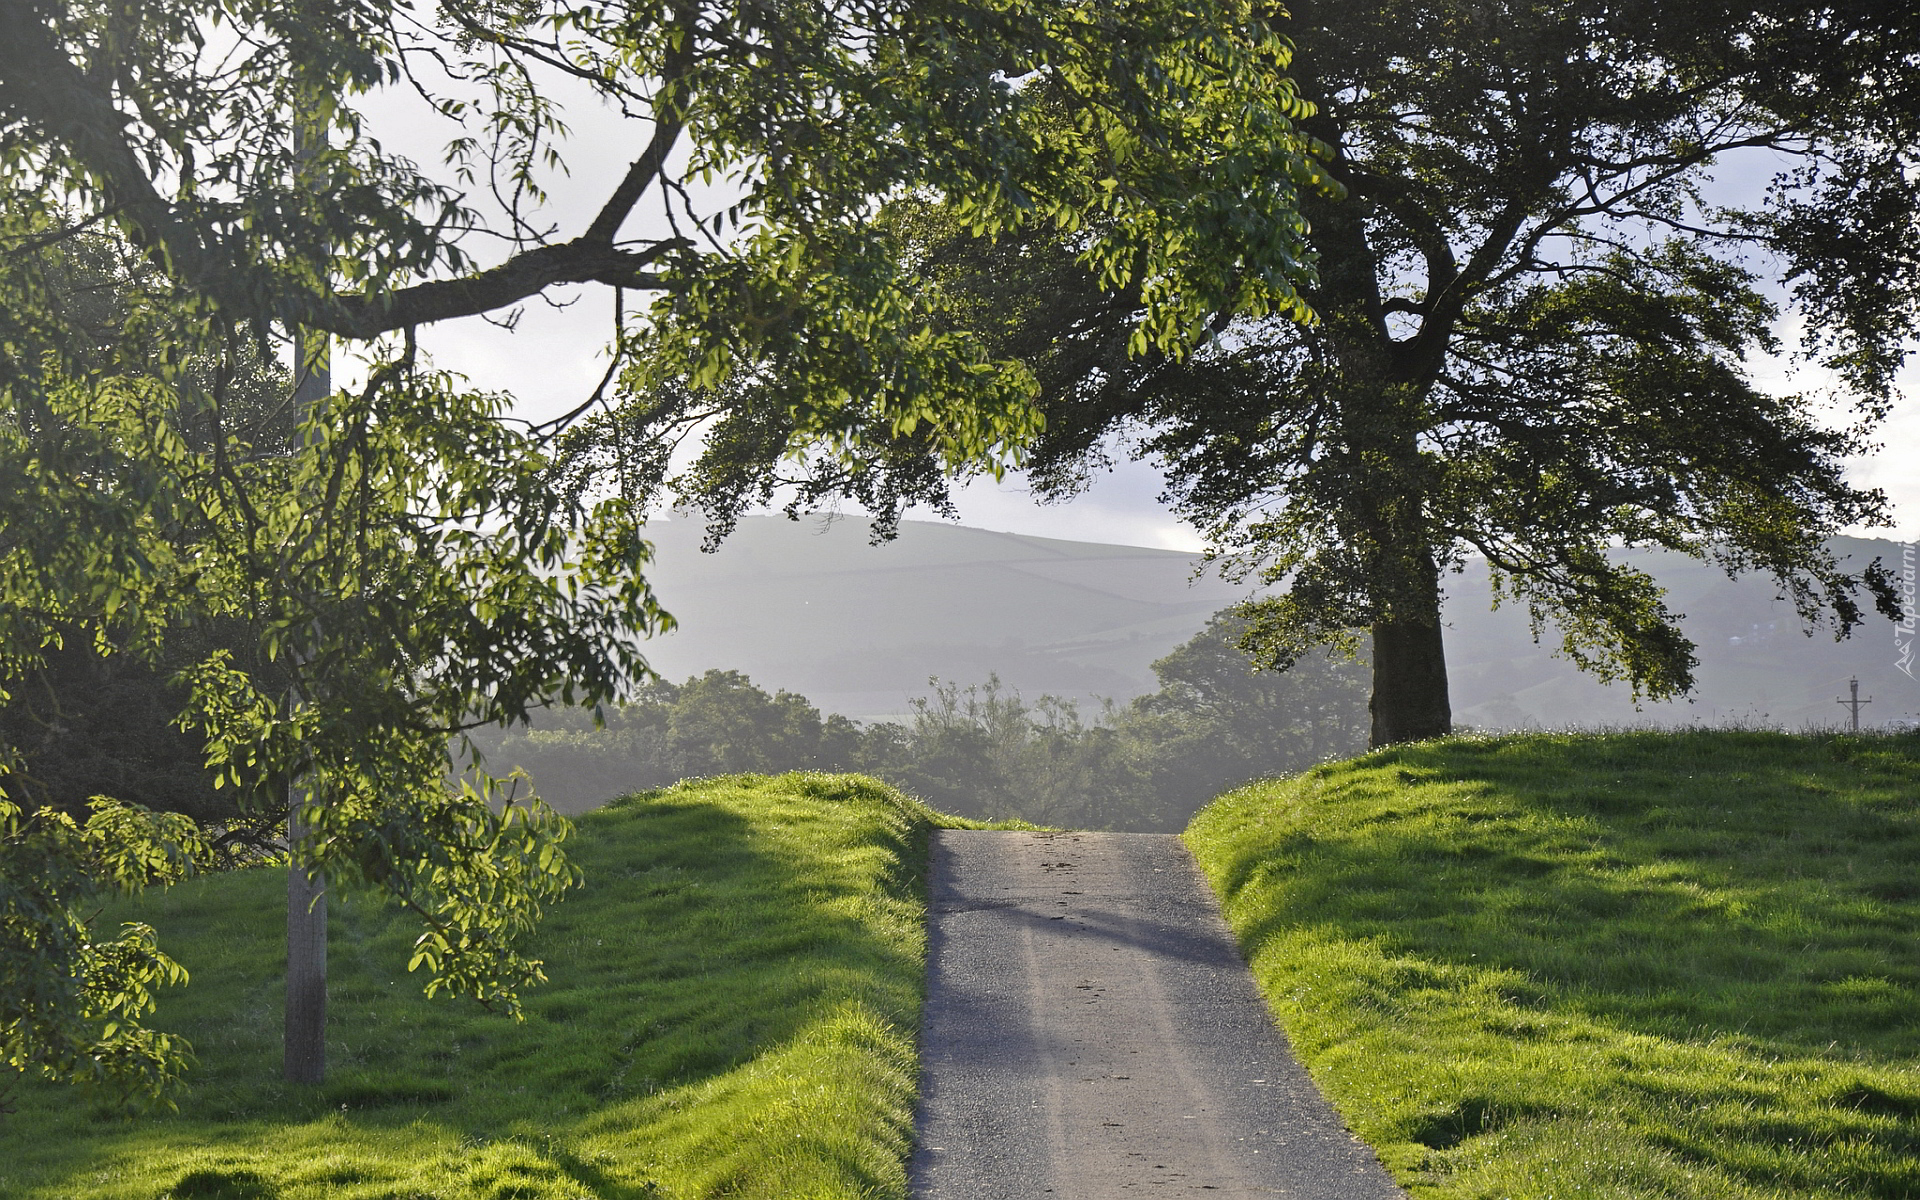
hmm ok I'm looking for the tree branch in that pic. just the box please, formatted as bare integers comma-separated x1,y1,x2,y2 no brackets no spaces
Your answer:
582,5,695,244
583,120,686,245
318,239,683,339
0,0,223,288
0,0,690,341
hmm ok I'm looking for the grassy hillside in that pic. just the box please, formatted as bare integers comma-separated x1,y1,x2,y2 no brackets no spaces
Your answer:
2,773,952,1200
1187,731,1920,1200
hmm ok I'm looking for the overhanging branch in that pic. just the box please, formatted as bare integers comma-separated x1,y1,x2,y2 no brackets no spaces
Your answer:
0,0,691,341
317,239,684,339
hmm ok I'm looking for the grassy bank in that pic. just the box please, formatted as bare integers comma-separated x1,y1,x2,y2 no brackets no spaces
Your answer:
3,773,950,1200
1187,730,1920,1200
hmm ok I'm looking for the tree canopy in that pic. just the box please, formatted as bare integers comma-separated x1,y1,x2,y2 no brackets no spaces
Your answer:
0,0,1328,1102
0,221,654,1104
905,0,1917,744
1,0,1328,492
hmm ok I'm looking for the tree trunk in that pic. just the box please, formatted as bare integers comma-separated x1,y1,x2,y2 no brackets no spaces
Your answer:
1369,612,1451,745
1368,547,1452,746
284,788,327,1084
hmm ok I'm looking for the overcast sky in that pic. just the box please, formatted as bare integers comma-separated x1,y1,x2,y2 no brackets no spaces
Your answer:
350,73,1919,553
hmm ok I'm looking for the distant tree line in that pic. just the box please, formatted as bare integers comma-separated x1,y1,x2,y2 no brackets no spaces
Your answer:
0,606,1369,848
476,610,1371,832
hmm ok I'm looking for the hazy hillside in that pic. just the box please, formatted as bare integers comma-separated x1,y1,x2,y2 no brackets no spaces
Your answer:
1445,537,1919,730
628,517,1918,730
634,515,1251,718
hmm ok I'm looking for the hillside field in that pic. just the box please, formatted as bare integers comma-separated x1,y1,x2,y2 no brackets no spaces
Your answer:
1,774,961,1200
10,733,1920,1199
1188,731,1920,1200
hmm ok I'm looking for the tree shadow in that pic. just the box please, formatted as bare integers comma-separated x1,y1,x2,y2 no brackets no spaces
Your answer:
1228,732,1920,1053
1213,731,1920,1192
13,778,926,1199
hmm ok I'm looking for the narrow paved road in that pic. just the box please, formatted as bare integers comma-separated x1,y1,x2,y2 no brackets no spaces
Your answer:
910,830,1405,1199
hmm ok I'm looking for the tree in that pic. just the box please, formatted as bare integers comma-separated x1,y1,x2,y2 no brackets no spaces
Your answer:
0,219,653,1102
664,671,858,776
0,249,300,862
844,633,1367,829
1121,610,1368,815
481,671,864,810
0,0,1328,1098
1,798,208,1114
481,620,1371,831
870,675,1056,821
907,0,1917,745
1,0,1326,496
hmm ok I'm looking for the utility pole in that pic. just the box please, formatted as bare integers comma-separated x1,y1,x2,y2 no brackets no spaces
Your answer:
285,116,328,1086
1836,677,1873,732
285,324,328,1086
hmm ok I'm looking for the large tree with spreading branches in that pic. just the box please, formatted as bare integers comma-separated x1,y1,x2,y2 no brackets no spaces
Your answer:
0,0,1327,1100
901,0,1917,745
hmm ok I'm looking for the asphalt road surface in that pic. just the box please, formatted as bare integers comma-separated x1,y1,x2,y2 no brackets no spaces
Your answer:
910,830,1406,1199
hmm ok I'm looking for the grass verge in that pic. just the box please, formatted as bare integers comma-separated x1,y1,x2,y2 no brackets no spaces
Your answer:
1186,730,1920,1200
3,772,954,1200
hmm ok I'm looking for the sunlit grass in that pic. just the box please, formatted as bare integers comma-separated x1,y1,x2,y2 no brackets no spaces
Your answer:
3,773,953,1200
1187,730,1920,1200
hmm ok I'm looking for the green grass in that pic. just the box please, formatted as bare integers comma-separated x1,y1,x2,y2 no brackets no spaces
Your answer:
1186,730,1920,1200
2,772,959,1200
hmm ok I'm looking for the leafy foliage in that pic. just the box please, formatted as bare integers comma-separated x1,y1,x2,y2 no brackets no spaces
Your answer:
0,797,208,1112
898,0,1917,743
483,670,863,802
0,0,1327,1098
1123,609,1370,812
0,219,662,1102
0,638,253,847
872,619,1367,828
1,0,1328,536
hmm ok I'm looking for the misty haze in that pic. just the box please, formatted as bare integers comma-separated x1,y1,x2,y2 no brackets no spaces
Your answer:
479,517,1919,826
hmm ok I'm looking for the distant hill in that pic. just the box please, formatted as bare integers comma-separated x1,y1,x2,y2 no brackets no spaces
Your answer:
1446,537,1920,731
633,516,1252,719
629,517,1919,730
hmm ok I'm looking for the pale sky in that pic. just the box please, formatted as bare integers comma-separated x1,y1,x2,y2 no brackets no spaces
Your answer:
348,72,1919,554
399,253,1919,556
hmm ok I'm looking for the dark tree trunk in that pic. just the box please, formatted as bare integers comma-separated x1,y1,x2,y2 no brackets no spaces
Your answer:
1369,612,1451,745
1368,547,1451,745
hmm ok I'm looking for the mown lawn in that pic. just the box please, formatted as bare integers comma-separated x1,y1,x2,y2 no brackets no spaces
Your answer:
2,772,952,1200
1187,730,1920,1200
